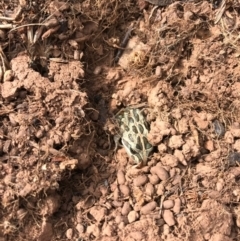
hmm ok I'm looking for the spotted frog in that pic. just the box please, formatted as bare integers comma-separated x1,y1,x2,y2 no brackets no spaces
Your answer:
115,108,153,167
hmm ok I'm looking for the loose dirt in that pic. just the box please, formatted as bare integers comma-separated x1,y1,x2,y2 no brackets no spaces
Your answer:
0,0,240,240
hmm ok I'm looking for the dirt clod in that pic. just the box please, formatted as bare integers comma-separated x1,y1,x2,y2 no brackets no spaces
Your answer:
133,175,148,187
151,166,170,181
163,200,175,209
117,170,126,185
162,210,176,226
172,198,181,214
140,201,157,215
65,228,73,240
128,210,139,223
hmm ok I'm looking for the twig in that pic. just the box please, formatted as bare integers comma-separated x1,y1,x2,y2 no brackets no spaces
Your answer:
9,23,45,33
114,23,135,63
0,24,16,29
0,47,9,72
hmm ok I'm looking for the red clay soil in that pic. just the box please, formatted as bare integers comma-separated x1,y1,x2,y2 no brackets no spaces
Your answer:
0,0,240,240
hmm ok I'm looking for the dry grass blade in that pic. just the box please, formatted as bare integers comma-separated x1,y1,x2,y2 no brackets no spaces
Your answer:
215,0,226,24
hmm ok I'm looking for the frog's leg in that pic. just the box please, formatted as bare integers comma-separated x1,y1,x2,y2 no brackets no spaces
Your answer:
114,134,121,151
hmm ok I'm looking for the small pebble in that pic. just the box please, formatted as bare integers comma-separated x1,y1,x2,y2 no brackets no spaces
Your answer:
117,170,126,185
173,198,181,214
163,200,174,209
65,228,73,239
133,175,148,187
119,185,130,197
35,129,44,139
73,49,80,60
162,210,175,226
112,201,123,207
140,201,157,215
163,224,170,235
150,166,169,181
128,210,139,223
122,202,132,215
145,183,154,197
93,66,102,75
148,174,160,185
155,66,162,77
76,224,84,234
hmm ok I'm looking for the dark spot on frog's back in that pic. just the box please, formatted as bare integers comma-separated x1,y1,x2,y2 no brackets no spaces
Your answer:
132,109,140,122
132,125,138,134
138,124,144,134
144,121,150,130
136,136,143,150
213,120,225,137
128,117,135,124
130,152,142,162
143,136,152,149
